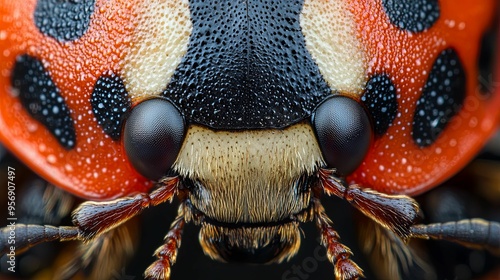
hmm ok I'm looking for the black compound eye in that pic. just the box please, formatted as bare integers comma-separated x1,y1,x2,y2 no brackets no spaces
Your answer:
124,98,185,180
313,96,373,175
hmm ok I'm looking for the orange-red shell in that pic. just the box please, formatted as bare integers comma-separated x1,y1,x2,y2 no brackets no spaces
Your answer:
347,0,500,194
0,1,152,199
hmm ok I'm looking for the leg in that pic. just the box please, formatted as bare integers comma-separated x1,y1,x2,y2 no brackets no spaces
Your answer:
411,218,500,254
145,204,186,280
313,197,364,280
319,168,500,257
318,168,419,240
1,176,179,254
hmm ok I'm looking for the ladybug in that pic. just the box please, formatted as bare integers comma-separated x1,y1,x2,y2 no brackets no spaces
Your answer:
0,0,499,279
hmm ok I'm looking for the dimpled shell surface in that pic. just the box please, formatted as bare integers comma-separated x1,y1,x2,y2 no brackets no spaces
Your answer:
346,0,500,194
0,1,152,199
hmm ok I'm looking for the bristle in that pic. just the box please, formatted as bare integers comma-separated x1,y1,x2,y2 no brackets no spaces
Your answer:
357,213,435,280
173,123,324,224
57,217,138,280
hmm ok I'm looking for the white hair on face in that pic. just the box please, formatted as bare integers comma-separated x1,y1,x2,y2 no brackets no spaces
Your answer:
173,123,325,223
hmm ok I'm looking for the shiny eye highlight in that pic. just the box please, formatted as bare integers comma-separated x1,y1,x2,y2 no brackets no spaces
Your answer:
313,96,372,175
123,98,185,180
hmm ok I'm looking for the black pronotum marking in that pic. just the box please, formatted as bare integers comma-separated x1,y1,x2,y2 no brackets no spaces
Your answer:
34,0,95,41
91,73,132,141
382,0,440,32
361,74,398,136
412,48,466,147
163,0,332,129
11,54,76,149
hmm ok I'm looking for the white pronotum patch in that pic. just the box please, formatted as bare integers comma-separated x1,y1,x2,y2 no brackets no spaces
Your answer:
300,0,367,95
173,123,325,223
122,0,191,101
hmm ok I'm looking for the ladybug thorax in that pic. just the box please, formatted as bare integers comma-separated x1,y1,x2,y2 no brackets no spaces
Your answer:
122,0,367,129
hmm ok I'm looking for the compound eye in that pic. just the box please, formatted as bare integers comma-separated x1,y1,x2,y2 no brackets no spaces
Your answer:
313,96,372,175
123,98,185,180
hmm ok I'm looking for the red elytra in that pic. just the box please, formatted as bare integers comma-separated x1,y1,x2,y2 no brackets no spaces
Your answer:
348,0,500,195
0,0,498,202
0,1,152,199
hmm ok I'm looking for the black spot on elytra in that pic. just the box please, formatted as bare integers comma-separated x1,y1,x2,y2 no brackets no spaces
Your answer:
91,73,131,141
12,55,76,149
382,0,440,32
163,0,332,129
412,48,466,147
361,74,398,136
34,0,95,41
